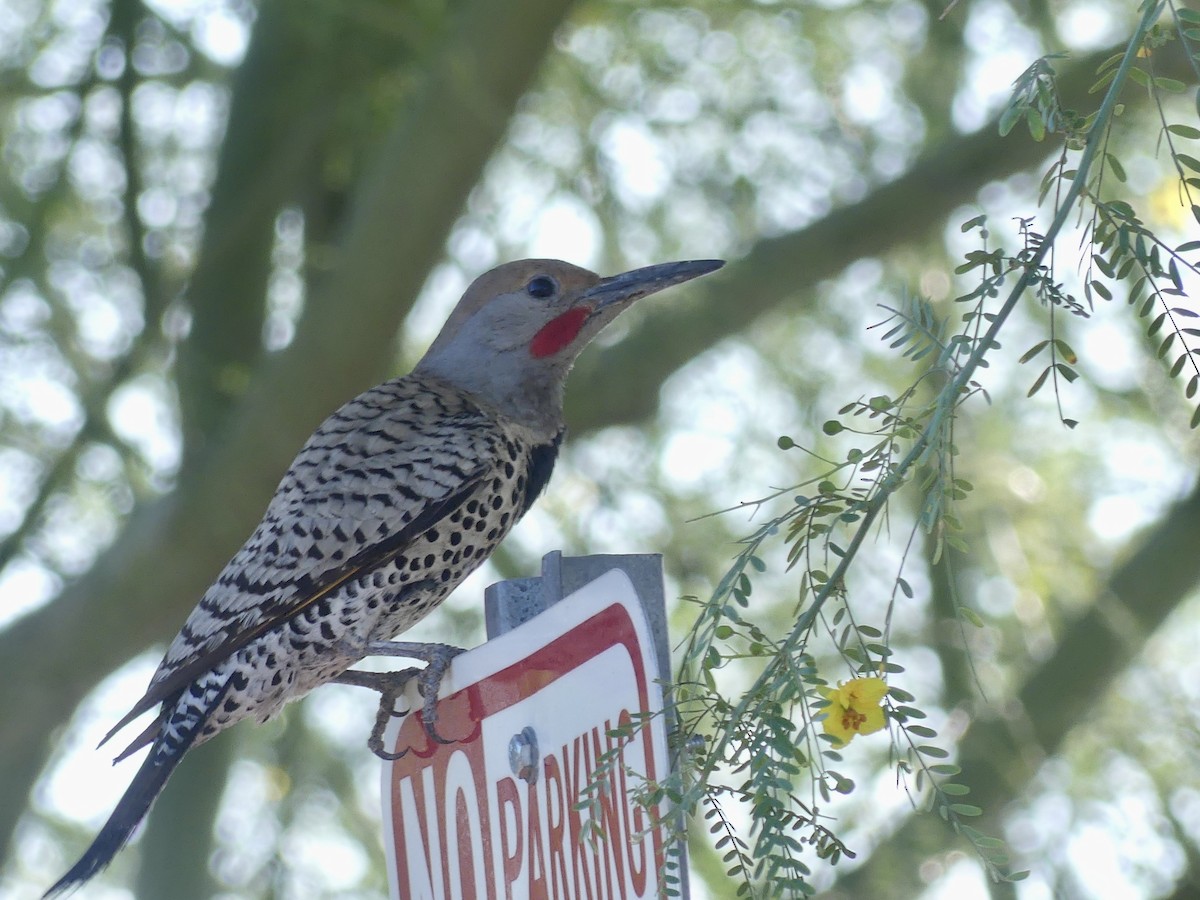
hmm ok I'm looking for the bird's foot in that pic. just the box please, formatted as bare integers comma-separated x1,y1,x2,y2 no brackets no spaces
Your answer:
334,641,466,756
332,667,421,760
360,641,465,745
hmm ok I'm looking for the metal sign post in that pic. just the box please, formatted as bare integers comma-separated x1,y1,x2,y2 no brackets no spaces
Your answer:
379,553,685,900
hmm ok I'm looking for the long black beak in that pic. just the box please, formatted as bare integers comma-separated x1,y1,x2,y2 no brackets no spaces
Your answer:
583,259,725,309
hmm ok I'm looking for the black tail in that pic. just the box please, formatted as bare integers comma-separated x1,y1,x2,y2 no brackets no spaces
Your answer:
43,743,185,897
44,669,232,897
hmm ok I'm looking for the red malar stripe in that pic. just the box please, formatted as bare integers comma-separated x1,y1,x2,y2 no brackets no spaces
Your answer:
530,307,590,358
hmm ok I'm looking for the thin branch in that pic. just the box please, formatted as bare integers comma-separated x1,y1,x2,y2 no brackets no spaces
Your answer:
701,0,1164,781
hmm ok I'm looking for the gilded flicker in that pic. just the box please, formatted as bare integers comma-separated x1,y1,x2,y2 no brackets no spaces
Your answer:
45,257,723,896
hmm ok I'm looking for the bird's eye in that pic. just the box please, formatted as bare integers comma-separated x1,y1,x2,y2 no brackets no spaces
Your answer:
526,275,557,299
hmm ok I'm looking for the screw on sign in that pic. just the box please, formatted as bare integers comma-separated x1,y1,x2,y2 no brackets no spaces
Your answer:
380,570,673,899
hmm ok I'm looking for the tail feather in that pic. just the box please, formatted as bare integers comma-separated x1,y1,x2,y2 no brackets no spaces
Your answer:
45,669,232,897
43,745,184,898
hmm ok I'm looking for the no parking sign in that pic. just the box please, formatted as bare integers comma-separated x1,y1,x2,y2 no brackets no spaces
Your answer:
380,568,672,900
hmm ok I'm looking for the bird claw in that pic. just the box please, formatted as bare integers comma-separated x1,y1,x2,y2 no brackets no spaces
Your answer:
333,667,421,760
333,642,466,758
368,702,410,761
415,647,463,745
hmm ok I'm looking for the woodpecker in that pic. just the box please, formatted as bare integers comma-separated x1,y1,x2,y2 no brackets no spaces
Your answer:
45,257,723,896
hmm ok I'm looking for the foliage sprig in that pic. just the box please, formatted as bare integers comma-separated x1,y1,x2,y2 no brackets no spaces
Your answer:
605,2,1198,895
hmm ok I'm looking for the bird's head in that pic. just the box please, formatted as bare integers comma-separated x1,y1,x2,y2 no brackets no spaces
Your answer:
416,258,724,434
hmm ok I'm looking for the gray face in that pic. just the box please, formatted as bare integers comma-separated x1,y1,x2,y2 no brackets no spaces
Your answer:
415,258,724,436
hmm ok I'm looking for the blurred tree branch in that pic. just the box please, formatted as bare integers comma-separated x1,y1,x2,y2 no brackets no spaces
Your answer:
172,0,325,459
129,0,350,888
0,0,577,861
568,39,1196,429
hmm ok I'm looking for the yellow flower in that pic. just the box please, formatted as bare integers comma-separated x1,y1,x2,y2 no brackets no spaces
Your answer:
819,677,888,747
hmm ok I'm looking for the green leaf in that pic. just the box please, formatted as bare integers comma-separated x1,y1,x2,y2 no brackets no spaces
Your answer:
1168,124,1200,139
998,103,1023,137
1089,68,1118,94
1053,339,1078,364
1027,366,1050,397
1018,339,1049,364
1025,107,1045,142
930,766,962,779
1091,253,1115,278
1105,153,1127,182
959,825,1003,846
941,782,971,795
949,803,983,817
1155,77,1186,93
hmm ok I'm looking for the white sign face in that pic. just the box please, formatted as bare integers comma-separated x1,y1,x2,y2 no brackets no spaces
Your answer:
380,570,671,900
